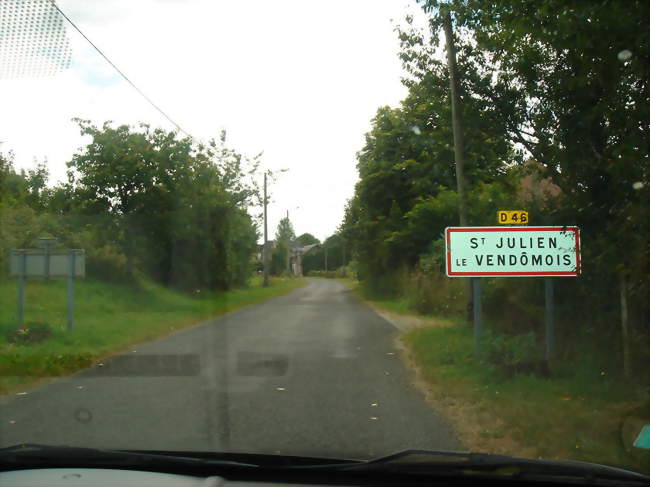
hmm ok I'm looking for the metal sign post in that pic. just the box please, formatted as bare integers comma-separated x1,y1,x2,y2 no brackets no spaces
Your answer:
545,278,555,361
473,278,482,354
67,251,76,331
17,251,26,325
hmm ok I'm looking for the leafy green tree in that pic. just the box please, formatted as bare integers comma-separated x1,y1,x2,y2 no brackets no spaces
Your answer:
270,241,288,276
271,216,295,274
295,233,319,246
275,216,295,244
341,57,514,288
0,151,28,209
67,120,260,290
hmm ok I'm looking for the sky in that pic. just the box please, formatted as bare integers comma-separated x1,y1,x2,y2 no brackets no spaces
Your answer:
0,0,429,242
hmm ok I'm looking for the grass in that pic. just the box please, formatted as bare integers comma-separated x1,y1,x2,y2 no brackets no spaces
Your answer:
0,276,304,395
353,286,650,473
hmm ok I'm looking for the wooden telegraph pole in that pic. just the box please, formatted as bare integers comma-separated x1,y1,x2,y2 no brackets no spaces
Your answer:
263,172,269,287
442,8,475,331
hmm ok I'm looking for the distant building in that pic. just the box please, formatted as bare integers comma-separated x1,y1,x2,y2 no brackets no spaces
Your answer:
289,243,320,277
256,240,276,261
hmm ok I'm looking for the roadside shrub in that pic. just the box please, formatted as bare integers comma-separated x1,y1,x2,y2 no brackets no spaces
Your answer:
481,331,544,377
86,244,130,283
401,268,465,317
308,269,338,278
6,319,54,345
307,266,352,279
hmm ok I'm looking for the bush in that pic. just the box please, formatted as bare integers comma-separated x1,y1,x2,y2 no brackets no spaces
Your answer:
481,331,544,377
86,244,130,283
307,265,354,279
7,319,54,345
400,268,465,317
308,269,338,278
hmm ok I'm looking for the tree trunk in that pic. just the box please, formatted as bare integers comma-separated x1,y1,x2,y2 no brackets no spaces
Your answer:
620,274,630,380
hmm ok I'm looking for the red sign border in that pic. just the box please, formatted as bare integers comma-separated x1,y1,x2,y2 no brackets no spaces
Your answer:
445,226,581,277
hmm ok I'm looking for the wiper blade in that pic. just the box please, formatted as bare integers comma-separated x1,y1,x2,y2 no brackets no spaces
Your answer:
306,449,650,483
0,444,259,469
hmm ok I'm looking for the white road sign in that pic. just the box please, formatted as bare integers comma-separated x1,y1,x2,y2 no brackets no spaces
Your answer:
9,249,85,279
446,226,580,277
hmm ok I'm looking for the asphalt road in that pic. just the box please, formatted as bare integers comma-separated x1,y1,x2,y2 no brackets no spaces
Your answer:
0,279,458,459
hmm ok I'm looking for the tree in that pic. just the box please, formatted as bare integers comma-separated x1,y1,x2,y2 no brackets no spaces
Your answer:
272,216,295,274
67,120,260,291
275,216,295,244
341,55,514,289
270,241,288,276
295,233,320,246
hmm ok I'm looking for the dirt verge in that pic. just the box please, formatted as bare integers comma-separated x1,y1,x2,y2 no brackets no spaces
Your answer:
394,334,538,458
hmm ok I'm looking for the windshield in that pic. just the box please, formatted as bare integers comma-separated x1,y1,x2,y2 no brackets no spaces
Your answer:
1,0,648,475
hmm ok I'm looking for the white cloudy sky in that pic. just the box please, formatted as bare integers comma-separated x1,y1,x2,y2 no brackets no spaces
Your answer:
0,0,428,242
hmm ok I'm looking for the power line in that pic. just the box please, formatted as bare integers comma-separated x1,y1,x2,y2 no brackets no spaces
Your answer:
48,0,190,136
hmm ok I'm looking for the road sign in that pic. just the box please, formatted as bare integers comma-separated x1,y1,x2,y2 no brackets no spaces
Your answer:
498,210,528,224
9,249,85,279
446,226,580,277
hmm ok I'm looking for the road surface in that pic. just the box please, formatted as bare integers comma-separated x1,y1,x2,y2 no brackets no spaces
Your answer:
0,279,457,459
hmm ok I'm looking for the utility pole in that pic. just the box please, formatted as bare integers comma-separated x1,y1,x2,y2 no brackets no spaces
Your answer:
263,172,269,287
324,246,328,272
443,8,473,324
286,210,291,274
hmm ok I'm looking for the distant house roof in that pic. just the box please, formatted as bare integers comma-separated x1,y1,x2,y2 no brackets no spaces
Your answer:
290,243,320,255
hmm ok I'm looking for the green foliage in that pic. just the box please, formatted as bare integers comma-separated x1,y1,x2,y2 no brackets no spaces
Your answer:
481,331,540,376
303,233,349,275
295,233,319,246
63,122,260,291
275,216,295,244
0,351,94,378
270,241,288,276
307,265,353,279
340,61,517,287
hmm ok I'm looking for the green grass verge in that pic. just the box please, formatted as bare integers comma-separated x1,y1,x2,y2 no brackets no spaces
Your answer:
341,279,428,316
357,289,650,473
0,276,304,395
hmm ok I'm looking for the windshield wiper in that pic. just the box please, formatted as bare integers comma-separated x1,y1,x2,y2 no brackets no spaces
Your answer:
2,445,648,485
296,449,650,484
0,444,259,469
0,444,356,471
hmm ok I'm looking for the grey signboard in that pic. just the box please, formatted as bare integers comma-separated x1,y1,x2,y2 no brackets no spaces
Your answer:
9,249,85,279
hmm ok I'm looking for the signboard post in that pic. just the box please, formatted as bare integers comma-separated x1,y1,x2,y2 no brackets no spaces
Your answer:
67,251,76,331
17,251,26,325
9,240,85,330
446,226,580,356
545,278,555,360
472,278,482,352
